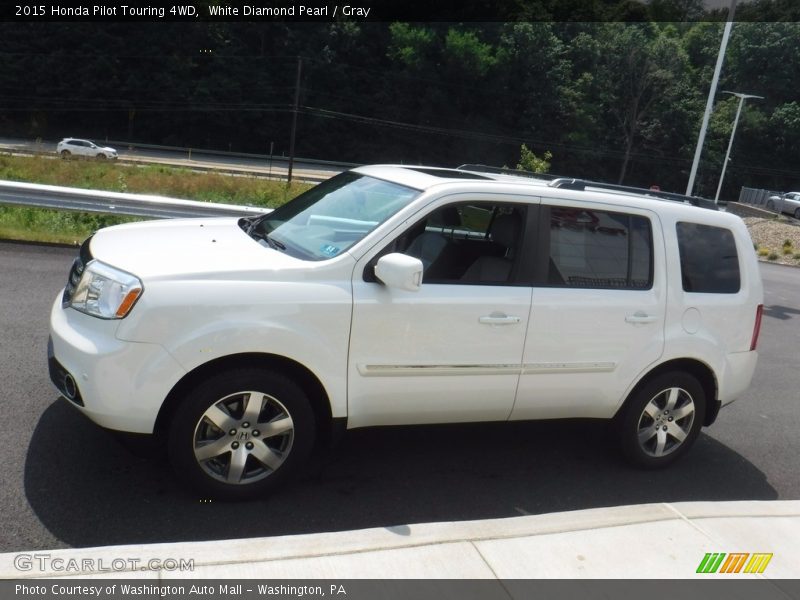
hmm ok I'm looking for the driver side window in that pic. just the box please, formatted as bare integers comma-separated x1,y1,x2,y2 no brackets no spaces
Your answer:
369,202,526,285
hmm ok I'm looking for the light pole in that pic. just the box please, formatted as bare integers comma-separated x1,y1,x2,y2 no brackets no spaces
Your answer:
714,91,763,203
685,0,737,197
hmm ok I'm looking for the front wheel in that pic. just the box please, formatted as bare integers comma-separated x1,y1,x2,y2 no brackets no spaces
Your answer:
96,153,107,160
60,150,71,159
168,368,316,500
616,371,706,469
794,208,800,220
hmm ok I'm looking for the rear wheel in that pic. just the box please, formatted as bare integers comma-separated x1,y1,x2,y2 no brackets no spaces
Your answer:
617,371,706,468
168,368,316,500
794,208,800,220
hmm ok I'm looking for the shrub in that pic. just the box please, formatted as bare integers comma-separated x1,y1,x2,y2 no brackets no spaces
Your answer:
767,252,779,261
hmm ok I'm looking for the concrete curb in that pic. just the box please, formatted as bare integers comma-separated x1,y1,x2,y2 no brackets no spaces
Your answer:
2,501,798,579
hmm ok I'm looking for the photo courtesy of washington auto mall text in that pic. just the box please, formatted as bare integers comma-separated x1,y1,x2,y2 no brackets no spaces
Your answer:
13,582,347,598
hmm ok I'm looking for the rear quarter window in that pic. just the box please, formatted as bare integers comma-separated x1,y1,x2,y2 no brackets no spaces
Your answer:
676,222,740,293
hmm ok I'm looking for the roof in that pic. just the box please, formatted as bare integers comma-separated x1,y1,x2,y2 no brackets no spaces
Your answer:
352,164,719,213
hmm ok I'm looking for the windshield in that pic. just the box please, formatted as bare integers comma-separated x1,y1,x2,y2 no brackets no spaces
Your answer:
248,172,420,261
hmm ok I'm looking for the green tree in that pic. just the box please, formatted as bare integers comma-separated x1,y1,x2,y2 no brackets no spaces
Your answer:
516,144,552,173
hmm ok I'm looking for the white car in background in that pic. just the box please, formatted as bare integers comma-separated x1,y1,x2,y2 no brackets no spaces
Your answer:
766,191,800,219
56,138,118,160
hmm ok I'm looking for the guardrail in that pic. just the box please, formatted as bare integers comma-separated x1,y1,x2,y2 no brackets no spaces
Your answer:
105,140,360,170
739,187,782,210
0,180,272,219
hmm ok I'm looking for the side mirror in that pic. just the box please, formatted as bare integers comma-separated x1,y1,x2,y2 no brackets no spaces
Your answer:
374,253,423,292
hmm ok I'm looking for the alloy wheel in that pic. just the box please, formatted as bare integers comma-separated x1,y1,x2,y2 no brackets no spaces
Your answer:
192,390,294,485
635,387,695,458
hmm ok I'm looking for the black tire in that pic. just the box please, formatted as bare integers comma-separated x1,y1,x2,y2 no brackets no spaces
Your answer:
794,208,800,220
168,368,316,500
616,371,706,469
766,200,775,211
60,150,71,159
96,153,107,160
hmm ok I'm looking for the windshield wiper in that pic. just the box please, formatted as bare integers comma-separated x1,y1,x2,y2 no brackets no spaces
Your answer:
240,217,285,251
262,234,286,251
249,228,286,251
238,216,259,234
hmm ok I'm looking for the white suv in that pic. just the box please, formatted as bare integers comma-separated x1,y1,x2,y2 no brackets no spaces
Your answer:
57,138,118,160
48,165,764,499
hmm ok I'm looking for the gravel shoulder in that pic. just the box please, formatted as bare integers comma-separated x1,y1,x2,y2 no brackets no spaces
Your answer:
743,216,800,267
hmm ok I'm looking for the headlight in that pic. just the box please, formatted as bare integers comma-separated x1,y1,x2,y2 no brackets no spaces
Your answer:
70,261,143,319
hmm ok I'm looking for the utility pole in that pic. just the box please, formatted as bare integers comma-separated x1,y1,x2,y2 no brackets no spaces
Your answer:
268,141,274,178
714,92,763,203
287,56,302,183
685,0,737,197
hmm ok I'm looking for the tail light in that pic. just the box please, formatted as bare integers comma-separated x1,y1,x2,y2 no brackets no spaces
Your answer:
750,304,764,351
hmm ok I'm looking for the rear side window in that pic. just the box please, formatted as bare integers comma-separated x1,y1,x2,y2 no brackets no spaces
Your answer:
546,206,653,289
676,222,740,293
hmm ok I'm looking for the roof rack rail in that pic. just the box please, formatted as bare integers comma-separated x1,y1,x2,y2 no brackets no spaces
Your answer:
457,164,718,211
559,179,719,210
548,177,587,191
456,164,559,181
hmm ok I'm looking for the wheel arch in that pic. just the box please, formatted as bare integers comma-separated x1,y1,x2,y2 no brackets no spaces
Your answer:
616,358,720,426
154,352,336,444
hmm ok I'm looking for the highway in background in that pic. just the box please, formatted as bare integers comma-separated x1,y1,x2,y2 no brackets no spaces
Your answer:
0,137,350,183
0,242,798,553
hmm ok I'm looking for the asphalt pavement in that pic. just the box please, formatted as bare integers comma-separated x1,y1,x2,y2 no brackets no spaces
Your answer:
0,241,798,555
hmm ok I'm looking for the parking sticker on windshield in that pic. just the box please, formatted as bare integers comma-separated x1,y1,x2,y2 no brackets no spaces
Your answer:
320,244,340,257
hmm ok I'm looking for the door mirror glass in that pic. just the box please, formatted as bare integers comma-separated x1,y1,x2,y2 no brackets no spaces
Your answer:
374,253,423,292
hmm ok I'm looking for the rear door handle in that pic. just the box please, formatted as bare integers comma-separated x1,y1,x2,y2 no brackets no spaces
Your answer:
479,315,521,325
625,312,658,324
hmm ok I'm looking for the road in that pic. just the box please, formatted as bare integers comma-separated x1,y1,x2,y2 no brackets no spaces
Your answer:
0,242,798,553
0,137,348,183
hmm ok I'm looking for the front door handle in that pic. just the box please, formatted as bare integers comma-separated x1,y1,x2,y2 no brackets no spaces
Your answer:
479,314,521,325
625,312,658,324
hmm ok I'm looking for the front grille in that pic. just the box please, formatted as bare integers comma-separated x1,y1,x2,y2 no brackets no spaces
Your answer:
62,236,93,307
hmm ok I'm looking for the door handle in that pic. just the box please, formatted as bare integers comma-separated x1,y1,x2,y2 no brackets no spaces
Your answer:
479,315,521,325
625,312,658,324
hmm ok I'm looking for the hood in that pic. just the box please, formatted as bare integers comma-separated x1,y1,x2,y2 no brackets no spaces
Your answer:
89,217,306,280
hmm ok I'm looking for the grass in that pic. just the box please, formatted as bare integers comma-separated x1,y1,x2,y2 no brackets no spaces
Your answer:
0,207,144,245
0,154,311,243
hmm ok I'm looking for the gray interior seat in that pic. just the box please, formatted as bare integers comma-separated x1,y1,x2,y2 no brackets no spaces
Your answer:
405,206,461,271
461,212,521,283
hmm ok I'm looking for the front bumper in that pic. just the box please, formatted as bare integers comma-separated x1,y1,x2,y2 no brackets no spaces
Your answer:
48,293,186,434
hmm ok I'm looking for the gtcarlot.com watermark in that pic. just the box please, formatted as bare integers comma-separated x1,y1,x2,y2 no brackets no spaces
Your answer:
14,553,194,573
